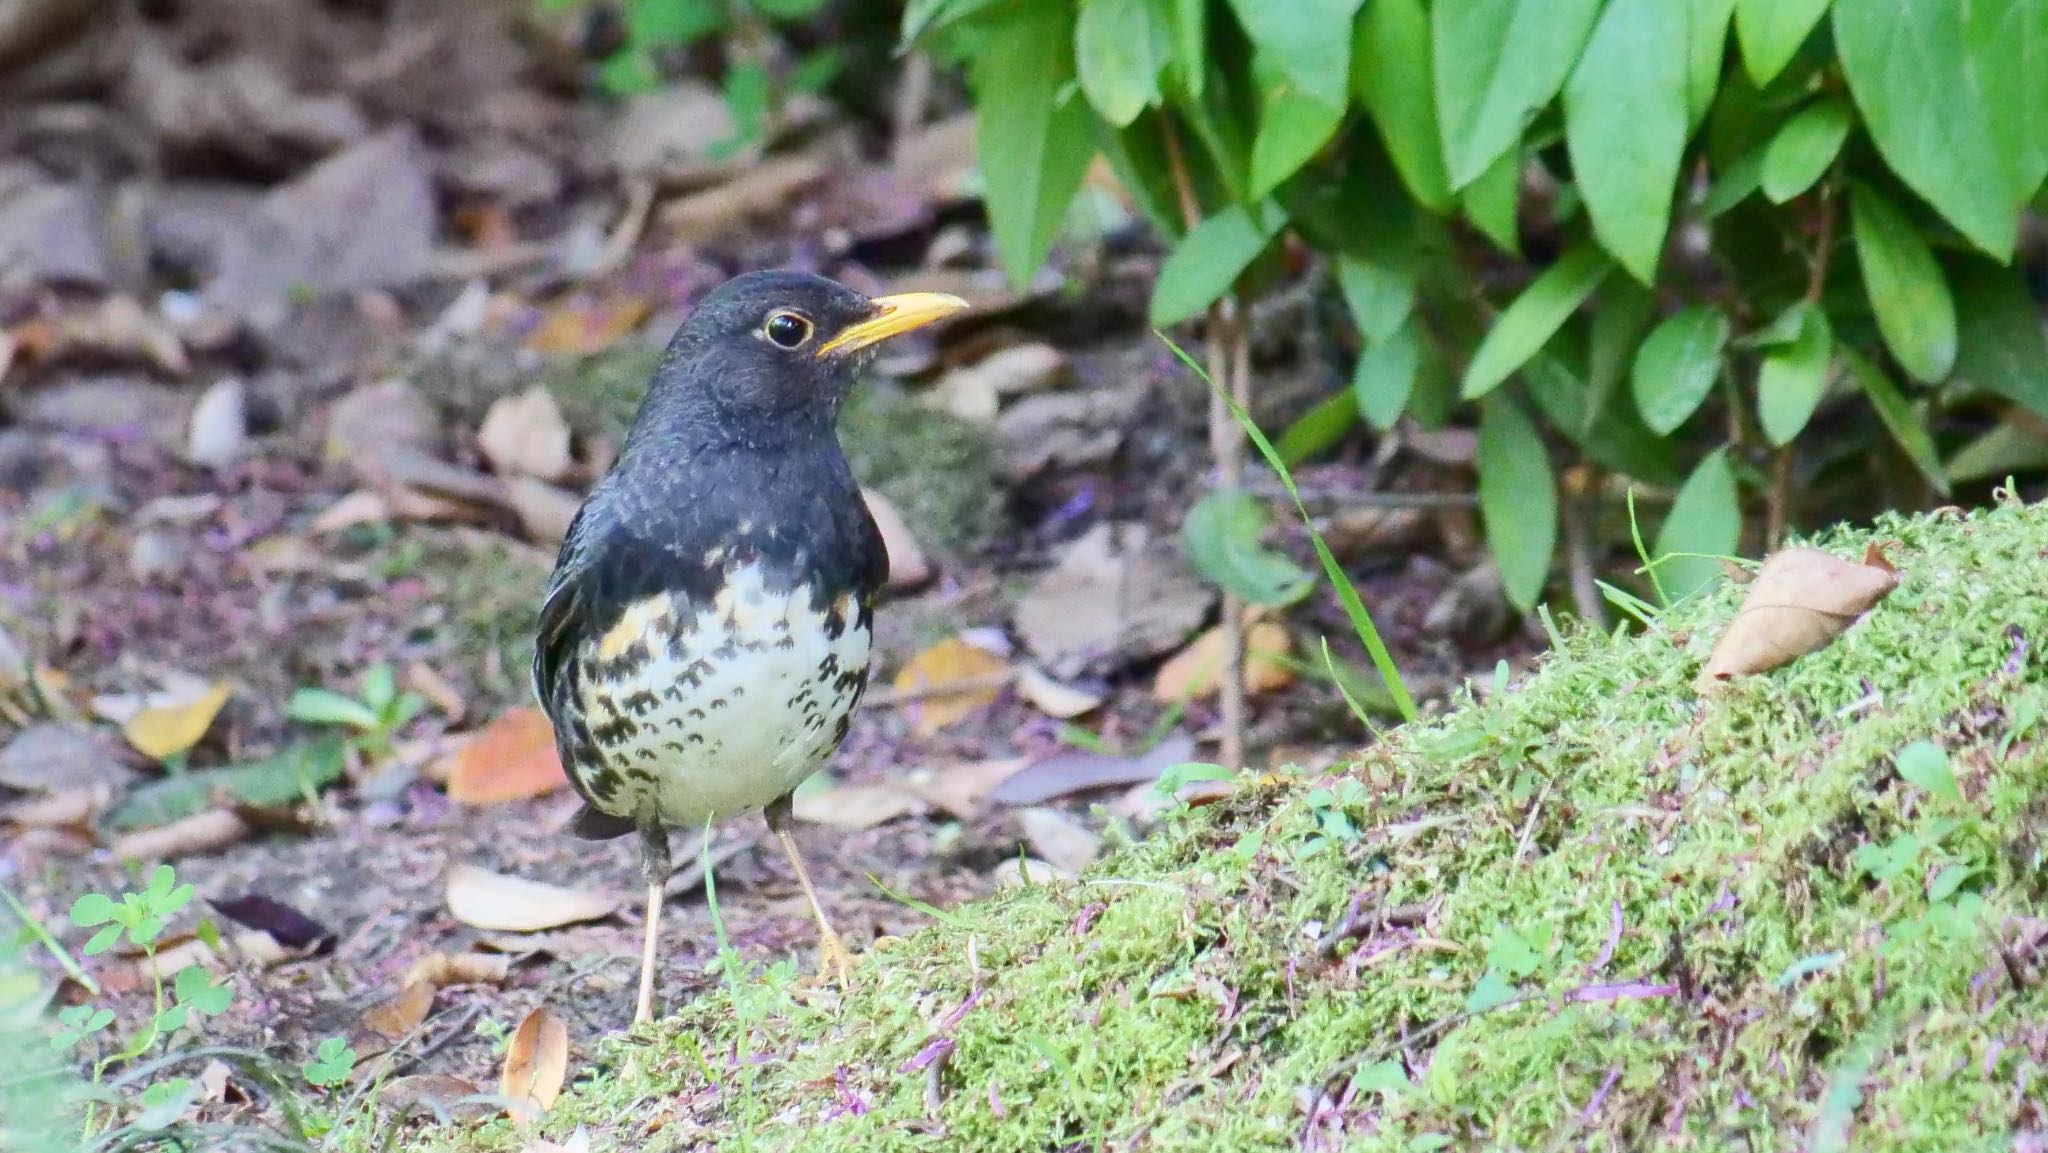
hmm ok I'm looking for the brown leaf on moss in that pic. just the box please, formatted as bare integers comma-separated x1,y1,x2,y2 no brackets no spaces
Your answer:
364,978,435,1039
501,1005,569,1121
1695,544,1902,693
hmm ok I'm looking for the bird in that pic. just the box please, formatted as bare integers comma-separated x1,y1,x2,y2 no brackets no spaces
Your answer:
530,270,967,1025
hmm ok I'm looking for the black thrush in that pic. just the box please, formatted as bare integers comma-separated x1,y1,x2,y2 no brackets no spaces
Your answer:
531,270,967,1024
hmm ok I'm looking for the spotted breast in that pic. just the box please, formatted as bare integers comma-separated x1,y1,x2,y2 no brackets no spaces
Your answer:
569,559,872,827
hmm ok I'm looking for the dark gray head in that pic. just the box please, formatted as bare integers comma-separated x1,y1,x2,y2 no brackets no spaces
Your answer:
634,270,966,446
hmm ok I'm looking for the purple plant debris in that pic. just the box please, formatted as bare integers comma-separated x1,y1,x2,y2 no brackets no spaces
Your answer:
1589,899,1623,974
821,1065,870,1120
2005,625,2028,678
1579,1063,1623,1126
898,1036,954,1076
1567,981,1675,1004
987,1080,1005,1120
899,988,983,1074
1071,901,1105,937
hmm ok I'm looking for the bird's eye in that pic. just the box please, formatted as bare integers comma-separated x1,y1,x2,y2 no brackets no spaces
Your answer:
764,311,813,349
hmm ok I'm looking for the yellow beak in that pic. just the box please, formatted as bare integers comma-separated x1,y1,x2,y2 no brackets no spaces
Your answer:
816,292,969,357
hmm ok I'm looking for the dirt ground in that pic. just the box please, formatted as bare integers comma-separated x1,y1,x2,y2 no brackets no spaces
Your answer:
0,0,1540,1126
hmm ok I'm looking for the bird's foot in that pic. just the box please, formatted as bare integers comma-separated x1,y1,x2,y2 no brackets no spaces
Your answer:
815,932,856,988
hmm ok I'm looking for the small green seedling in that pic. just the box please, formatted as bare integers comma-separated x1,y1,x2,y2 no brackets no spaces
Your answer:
58,864,236,1136
286,664,426,756
302,1037,355,1088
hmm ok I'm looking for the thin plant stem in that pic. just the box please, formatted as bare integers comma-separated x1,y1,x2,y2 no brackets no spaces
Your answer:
1162,114,1249,767
1770,177,1839,549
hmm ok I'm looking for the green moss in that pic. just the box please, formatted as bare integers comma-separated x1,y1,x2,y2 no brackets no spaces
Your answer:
837,385,1007,558
419,500,2048,1151
541,346,668,447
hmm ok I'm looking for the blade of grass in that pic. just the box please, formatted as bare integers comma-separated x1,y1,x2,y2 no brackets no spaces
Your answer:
1157,331,1418,723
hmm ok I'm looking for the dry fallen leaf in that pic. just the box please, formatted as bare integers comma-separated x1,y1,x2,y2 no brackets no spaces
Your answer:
913,756,1032,821
405,951,512,987
1015,666,1102,719
525,293,652,355
1012,523,1214,677
791,780,929,829
110,808,251,863
445,864,615,932
892,636,1009,737
405,661,466,723
478,388,575,484
1695,543,1901,693
309,490,392,535
989,734,1197,808
445,708,569,805
1153,614,1294,702
365,978,435,1039
1017,807,1101,874
862,488,932,590
520,1126,592,1153
122,680,231,760
501,1005,569,1120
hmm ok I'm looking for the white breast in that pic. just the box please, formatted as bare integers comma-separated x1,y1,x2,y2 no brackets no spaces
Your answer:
577,561,870,827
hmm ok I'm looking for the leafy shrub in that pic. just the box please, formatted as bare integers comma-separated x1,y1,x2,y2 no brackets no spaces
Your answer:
908,0,2048,611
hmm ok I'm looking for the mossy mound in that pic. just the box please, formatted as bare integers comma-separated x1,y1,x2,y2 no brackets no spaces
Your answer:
426,500,2048,1151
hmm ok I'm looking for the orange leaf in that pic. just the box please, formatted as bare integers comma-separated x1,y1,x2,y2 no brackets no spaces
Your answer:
446,709,568,805
524,294,652,355
891,636,1008,738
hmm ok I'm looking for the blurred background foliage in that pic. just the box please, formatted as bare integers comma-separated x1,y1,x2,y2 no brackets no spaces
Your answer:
566,0,2048,616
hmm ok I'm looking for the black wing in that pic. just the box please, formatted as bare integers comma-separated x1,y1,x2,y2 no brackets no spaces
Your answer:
532,505,636,840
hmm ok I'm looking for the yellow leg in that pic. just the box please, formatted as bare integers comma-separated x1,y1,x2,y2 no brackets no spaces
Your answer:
635,878,661,1026
765,796,853,985
634,825,670,1026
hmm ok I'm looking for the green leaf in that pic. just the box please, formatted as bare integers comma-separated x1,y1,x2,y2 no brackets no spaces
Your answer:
1949,255,2048,420
1894,739,1961,803
1338,253,1415,344
109,737,350,832
1981,0,2048,203
1353,0,1453,212
626,0,723,47
1224,0,1362,107
1703,146,1767,218
1462,968,1519,1014
1632,306,1731,435
901,0,1009,45
1734,0,1831,86
1587,281,1657,437
1947,420,2048,484
1276,391,1360,466
1149,201,1287,326
1851,184,1958,383
84,925,121,956
69,893,117,928
1354,321,1421,430
1757,303,1833,445
1477,395,1557,612
1562,0,1690,283
1686,0,1740,129
974,0,1097,288
1183,490,1316,606
1653,449,1742,601
175,965,232,1016
1248,82,1347,199
1842,348,1948,494
1523,352,1683,485
1167,0,1207,96
1350,1058,1410,1098
286,687,380,732
1462,243,1612,399
748,0,828,18
1075,0,1171,127
1433,0,1606,188
1461,146,1521,253
1760,98,1852,204
360,663,398,715
1835,0,2021,259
